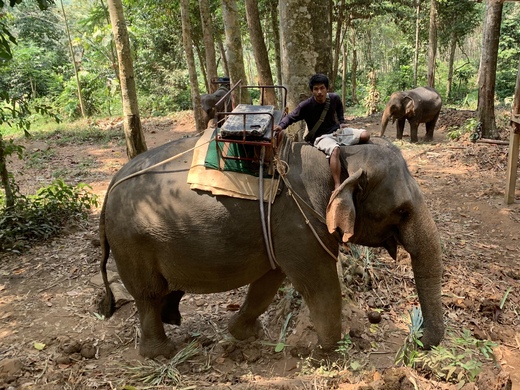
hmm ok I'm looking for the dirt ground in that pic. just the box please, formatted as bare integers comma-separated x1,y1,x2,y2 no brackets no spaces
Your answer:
1,109,519,389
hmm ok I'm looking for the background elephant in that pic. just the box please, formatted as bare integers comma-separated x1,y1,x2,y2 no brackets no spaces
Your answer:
200,82,231,128
380,86,442,142
98,136,444,359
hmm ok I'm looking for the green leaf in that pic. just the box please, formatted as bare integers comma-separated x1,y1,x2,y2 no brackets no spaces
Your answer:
274,342,285,353
33,342,46,350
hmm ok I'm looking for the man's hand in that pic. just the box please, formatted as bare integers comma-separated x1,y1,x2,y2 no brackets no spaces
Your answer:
274,125,283,133
339,123,348,128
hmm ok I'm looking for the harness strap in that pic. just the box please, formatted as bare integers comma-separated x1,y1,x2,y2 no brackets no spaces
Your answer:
305,94,330,142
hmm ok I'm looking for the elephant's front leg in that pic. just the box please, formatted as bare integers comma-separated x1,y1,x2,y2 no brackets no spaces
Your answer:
135,298,177,359
228,268,286,340
396,118,406,139
409,122,420,143
287,260,342,351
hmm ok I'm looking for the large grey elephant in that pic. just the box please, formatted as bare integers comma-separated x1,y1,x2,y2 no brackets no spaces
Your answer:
98,136,444,359
380,86,442,142
200,84,231,128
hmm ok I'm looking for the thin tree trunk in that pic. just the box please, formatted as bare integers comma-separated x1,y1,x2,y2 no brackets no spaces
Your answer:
350,30,358,105
107,0,147,159
194,42,208,94
446,33,457,100
199,0,218,93
180,0,204,132
477,0,504,139
270,0,282,86
0,136,14,208
413,0,420,88
60,0,86,118
218,40,230,79
332,0,346,90
427,0,438,88
341,36,347,105
244,0,276,106
221,0,250,105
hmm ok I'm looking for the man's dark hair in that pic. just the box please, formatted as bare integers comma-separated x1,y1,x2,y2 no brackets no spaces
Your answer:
309,73,329,90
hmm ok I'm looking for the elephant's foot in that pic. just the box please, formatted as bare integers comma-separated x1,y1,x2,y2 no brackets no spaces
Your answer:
228,313,262,340
139,337,177,359
420,325,444,350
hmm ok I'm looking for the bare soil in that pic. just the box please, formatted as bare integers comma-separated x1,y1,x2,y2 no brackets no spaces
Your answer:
1,109,519,389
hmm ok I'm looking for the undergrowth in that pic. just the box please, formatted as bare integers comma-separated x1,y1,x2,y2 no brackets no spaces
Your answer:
0,179,98,253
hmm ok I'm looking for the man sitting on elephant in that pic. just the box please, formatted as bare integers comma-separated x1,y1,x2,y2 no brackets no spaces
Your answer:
274,73,370,190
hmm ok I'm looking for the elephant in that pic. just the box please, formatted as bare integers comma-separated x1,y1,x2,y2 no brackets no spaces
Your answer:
200,83,231,128
98,135,444,359
380,86,442,143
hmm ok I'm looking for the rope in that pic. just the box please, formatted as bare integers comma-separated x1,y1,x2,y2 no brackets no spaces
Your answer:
273,152,338,262
107,132,212,196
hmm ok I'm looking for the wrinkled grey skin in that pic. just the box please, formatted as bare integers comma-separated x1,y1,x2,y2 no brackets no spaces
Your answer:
380,87,442,142
200,85,231,128
98,136,444,359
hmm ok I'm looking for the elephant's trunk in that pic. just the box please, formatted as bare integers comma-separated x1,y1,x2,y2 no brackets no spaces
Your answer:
380,110,391,137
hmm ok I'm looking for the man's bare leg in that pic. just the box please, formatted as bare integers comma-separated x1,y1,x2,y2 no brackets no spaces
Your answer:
330,147,341,190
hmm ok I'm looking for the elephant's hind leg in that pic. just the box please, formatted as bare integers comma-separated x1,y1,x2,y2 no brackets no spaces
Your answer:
135,297,177,358
228,268,286,340
424,114,439,141
161,290,185,325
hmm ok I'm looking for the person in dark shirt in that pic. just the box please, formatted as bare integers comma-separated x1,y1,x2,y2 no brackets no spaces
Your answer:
274,73,370,190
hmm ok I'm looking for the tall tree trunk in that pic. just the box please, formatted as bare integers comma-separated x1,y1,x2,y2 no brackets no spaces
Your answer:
199,0,218,93
279,0,332,140
0,136,14,208
244,0,276,106
427,0,438,88
341,37,347,106
331,0,346,91
446,33,457,100
477,0,504,139
180,0,204,133
221,0,251,106
269,0,282,86
60,0,86,118
413,0,421,88
107,0,147,159
218,40,230,78
350,30,358,105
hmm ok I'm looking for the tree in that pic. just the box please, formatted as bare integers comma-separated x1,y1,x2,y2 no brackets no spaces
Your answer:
107,0,147,158
427,0,438,88
221,0,250,106
180,0,204,132
199,0,218,93
279,0,332,139
244,0,276,106
477,0,504,139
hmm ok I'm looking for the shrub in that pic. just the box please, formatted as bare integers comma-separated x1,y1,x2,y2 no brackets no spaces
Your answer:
0,179,98,253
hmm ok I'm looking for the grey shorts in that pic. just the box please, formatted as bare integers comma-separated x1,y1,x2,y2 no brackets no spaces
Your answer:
314,127,366,157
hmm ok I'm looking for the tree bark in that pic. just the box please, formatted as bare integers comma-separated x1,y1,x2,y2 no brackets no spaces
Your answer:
331,0,346,90
269,0,282,86
244,0,276,106
180,0,204,133
477,0,504,139
199,0,219,93
107,0,147,159
0,136,14,208
279,0,333,140
350,30,358,105
217,40,230,78
446,33,457,100
221,0,251,106
427,0,438,88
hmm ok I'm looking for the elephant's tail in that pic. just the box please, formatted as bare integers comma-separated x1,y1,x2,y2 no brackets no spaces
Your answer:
97,199,116,319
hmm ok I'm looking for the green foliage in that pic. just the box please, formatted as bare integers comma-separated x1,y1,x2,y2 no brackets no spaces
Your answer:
395,306,424,368
0,179,98,253
446,118,478,141
416,329,497,384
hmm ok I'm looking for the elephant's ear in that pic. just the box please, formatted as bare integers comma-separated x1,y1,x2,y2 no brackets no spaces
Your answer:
326,169,363,243
404,96,415,116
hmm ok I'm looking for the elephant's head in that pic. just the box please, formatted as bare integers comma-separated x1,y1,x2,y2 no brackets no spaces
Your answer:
380,92,415,136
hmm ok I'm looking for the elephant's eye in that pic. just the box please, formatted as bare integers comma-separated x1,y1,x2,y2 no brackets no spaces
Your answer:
398,208,410,220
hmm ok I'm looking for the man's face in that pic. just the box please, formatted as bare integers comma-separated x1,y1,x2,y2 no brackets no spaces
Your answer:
312,83,328,104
